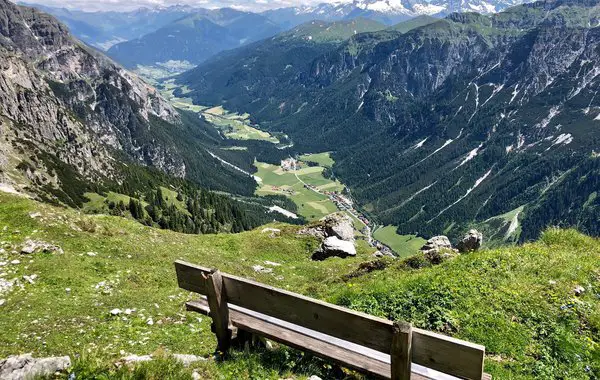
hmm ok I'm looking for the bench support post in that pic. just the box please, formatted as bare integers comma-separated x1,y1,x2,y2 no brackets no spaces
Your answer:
207,270,232,354
391,321,412,380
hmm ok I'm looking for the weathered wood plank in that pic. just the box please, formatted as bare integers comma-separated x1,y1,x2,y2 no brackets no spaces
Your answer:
412,328,485,380
206,270,232,352
391,321,412,380
174,261,210,295
176,261,486,379
186,299,431,380
175,260,394,353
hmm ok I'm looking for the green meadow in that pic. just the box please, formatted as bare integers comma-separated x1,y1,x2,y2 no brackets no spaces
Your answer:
372,225,426,257
0,193,598,379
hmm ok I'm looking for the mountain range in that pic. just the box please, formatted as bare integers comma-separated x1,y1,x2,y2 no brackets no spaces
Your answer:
25,1,533,70
17,4,199,50
178,0,600,242
5,0,600,243
106,8,282,69
263,0,530,27
0,0,299,233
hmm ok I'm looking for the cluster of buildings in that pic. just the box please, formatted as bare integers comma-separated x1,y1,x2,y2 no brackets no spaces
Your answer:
280,158,299,171
328,193,354,212
271,186,295,195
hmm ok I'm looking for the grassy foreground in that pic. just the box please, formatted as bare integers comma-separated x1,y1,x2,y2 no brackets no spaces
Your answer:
0,192,599,379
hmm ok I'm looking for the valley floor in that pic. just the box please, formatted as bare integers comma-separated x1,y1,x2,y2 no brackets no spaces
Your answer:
0,192,599,379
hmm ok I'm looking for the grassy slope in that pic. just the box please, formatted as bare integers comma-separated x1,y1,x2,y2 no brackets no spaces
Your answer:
0,193,371,378
339,229,600,379
299,152,335,168
0,193,599,379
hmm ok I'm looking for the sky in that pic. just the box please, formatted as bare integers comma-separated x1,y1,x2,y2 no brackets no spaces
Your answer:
23,0,341,11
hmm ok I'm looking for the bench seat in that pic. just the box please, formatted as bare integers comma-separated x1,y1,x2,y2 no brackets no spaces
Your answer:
187,297,472,380
175,260,490,380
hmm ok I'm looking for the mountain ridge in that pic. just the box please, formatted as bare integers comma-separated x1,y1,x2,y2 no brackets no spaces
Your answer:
0,0,267,203
178,0,600,242
106,8,282,69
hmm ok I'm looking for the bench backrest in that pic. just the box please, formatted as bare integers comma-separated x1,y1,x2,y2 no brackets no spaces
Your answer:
175,260,485,379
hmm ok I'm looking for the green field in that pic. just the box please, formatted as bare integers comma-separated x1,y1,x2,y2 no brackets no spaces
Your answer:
254,162,338,220
157,79,207,113
83,192,131,211
372,225,426,257
203,112,279,143
135,62,196,82
299,152,335,168
83,187,187,217
157,81,279,144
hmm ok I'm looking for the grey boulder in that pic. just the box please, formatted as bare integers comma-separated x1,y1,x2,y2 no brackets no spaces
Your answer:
456,229,483,253
420,236,457,264
313,236,356,260
322,213,354,241
0,354,71,380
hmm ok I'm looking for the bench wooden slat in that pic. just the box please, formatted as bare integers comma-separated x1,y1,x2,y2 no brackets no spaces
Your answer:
412,329,485,380
186,299,436,380
176,260,394,353
175,260,210,295
176,260,487,380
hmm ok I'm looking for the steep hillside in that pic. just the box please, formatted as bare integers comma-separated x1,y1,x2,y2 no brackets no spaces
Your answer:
177,18,404,111
179,0,600,242
107,9,282,69
0,0,272,208
0,192,598,378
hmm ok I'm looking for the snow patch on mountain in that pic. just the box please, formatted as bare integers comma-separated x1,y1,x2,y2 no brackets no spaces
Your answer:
430,169,493,221
546,133,573,150
417,139,453,164
413,137,428,149
456,144,483,169
412,3,446,15
400,181,437,207
536,106,561,129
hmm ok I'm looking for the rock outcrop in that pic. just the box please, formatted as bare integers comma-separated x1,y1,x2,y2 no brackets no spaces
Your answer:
0,0,258,202
0,354,70,380
301,213,357,260
420,236,453,254
322,213,354,241
420,236,458,264
0,0,185,189
313,236,356,260
20,240,63,254
456,229,483,253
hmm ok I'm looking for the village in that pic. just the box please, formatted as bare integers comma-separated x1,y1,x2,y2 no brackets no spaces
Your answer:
280,157,395,257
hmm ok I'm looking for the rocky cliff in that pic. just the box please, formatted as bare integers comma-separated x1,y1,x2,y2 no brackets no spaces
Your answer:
0,0,256,204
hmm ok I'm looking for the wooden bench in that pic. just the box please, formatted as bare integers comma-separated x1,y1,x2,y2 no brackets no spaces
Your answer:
175,260,491,380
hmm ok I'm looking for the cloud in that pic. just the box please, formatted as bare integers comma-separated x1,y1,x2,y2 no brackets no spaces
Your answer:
23,0,332,12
